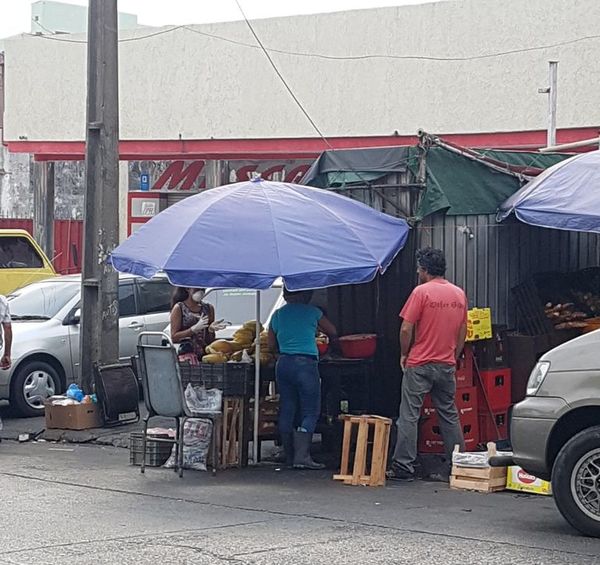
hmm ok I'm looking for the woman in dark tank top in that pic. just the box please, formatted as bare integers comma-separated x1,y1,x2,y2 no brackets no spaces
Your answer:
170,287,216,359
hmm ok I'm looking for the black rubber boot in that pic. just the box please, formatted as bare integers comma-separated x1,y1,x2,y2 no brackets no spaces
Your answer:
280,432,294,467
293,430,325,470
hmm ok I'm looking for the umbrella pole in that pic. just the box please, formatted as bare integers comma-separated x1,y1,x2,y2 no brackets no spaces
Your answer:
253,291,261,464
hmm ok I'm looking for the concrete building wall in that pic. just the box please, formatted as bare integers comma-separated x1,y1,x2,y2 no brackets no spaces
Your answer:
4,0,600,143
31,1,138,35
0,144,32,218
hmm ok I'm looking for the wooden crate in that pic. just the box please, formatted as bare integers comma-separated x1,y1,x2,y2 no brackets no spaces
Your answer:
220,397,247,468
333,415,392,487
450,443,507,493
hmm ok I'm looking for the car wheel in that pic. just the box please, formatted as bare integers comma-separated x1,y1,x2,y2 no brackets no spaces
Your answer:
552,426,600,537
11,361,62,418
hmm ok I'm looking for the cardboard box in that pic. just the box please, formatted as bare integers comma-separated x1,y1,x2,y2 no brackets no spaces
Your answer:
466,308,493,342
506,466,552,495
45,401,104,430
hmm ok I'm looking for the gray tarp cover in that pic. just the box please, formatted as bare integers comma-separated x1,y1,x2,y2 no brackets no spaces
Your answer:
301,146,411,188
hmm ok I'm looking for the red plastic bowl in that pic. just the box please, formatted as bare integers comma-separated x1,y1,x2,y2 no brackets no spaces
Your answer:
317,342,329,355
339,334,377,359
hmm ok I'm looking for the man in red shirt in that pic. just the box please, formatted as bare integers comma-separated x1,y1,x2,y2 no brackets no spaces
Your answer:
389,247,467,481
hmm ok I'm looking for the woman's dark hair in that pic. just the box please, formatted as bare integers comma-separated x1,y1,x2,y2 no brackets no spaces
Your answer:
171,287,189,309
283,288,313,304
416,247,446,277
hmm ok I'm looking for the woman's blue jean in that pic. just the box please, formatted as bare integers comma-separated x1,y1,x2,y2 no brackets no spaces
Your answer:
276,354,321,434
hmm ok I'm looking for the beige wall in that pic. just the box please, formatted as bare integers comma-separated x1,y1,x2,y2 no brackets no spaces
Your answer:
4,0,600,142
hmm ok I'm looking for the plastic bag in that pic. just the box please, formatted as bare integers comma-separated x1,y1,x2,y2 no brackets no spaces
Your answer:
184,383,204,413
164,418,213,471
193,386,222,414
66,383,84,403
452,449,513,468
241,349,252,364
184,384,222,414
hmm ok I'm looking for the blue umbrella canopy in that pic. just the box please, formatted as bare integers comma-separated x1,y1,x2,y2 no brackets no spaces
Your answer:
111,179,410,290
498,150,600,233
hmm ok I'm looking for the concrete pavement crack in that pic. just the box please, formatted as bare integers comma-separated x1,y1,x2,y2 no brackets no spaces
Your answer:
0,470,597,560
146,541,249,564
230,534,356,559
0,519,272,557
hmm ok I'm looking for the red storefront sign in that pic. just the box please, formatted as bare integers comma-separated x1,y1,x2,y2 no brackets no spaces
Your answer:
129,160,312,192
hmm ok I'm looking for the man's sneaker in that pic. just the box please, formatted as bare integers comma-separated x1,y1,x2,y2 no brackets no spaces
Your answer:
386,468,415,482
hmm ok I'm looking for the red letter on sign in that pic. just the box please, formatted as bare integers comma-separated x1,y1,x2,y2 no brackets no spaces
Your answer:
153,161,205,190
285,164,310,184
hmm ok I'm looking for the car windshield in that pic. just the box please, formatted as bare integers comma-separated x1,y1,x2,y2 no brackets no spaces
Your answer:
7,280,80,319
204,288,281,325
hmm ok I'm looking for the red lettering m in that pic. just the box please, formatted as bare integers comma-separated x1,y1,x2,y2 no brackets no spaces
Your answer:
153,161,205,190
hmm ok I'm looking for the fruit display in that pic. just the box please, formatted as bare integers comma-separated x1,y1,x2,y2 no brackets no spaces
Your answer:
572,291,600,314
251,330,275,366
205,340,234,355
202,321,274,366
202,352,229,364
544,302,589,330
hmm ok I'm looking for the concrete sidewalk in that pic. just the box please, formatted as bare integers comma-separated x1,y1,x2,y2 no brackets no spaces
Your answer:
0,402,171,447
0,441,598,564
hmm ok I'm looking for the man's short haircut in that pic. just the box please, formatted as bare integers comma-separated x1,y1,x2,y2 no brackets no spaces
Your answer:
416,247,446,277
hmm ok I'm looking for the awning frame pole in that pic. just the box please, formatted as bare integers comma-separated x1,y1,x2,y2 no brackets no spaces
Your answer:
253,291,261,464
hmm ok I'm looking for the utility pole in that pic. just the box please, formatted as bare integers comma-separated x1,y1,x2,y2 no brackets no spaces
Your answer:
539,61,558,147
80,0,120,392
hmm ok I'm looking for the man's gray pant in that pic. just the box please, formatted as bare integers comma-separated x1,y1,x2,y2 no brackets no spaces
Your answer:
393,363,465,474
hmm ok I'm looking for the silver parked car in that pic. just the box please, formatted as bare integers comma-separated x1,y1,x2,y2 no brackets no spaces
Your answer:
0,274,173,417
511,330,600,537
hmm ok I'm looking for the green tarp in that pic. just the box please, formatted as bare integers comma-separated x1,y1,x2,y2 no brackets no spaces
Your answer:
413,148,570,217
303,145,571,217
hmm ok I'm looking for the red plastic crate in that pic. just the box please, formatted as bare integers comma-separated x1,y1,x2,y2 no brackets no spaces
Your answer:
456,345,474,388
418,410,479,453
423,386,478,418
478,409,510,443
476,368,512,412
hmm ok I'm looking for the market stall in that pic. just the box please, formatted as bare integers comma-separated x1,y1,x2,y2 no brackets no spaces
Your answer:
111,178,410,466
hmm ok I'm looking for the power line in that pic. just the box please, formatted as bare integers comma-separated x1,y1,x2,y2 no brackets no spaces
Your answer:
25,24,187,44
23,19,600,62
233,0,331,146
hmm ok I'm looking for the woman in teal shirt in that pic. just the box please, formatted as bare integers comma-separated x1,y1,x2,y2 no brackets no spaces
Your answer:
268,288,338,469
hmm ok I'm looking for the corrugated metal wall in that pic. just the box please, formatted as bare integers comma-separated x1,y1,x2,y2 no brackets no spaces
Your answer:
418,214,600,327
325,171,420,415
325,172,600,414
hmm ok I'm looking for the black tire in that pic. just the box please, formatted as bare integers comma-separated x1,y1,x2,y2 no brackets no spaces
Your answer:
552,425,600,537
11,360,62,418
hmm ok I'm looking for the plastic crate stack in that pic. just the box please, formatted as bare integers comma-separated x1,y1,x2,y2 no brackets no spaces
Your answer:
418,346,480,453
179,362,254,397
473,336,512,444
416,306,513,454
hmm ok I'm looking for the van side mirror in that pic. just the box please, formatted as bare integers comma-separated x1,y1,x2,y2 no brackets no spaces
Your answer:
72,308,81,324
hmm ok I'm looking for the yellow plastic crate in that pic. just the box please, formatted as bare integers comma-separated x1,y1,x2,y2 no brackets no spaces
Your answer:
466,307,492,342
506,466,552,496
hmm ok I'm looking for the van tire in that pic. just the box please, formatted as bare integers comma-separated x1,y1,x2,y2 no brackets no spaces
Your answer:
552,426,600,538
11,361,61,418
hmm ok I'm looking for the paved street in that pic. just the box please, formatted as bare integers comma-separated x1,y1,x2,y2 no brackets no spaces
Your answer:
1,441,599,564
